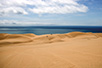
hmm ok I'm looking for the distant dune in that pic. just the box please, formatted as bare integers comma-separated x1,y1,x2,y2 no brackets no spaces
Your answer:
0,32,102,68
0,32,102,45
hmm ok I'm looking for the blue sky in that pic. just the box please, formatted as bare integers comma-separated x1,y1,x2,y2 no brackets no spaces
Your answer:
0,0,102,26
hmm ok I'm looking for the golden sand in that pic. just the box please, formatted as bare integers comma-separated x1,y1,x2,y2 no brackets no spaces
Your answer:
0,32,102,68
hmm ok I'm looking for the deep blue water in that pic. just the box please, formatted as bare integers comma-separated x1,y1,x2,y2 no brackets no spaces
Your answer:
0,26,102,35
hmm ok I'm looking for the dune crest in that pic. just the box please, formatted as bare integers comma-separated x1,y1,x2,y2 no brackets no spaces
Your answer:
0,32,102,45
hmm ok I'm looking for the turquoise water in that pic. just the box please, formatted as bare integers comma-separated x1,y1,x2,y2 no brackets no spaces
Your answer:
0,26,102,35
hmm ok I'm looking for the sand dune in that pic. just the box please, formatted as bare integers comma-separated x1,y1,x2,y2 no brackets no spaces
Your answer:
0,32,102,45
0,33,9,40
0,33,36,45
0,32,102,68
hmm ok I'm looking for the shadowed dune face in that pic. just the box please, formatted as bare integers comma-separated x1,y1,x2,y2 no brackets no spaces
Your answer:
6,33,36,39
0,33,36,45
0,33,9,40
0,32,102,46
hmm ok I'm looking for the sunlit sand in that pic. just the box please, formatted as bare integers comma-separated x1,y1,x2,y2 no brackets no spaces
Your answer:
0,32,102,68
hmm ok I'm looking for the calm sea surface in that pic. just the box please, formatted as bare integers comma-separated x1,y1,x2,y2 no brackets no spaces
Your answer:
0,26,102,35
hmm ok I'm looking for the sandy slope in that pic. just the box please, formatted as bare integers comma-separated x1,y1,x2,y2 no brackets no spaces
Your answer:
0,32,102,68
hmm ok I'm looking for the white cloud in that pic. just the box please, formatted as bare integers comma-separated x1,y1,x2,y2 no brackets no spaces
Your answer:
0,0,88,16
0,0,28,16
29,4,87,14
0,7,28,16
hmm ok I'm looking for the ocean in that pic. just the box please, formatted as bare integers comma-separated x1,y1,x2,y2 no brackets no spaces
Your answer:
0,26,102,35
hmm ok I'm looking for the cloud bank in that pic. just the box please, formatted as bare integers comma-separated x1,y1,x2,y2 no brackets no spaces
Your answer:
0,20,57,26
0,0,88,16
0,19,102,26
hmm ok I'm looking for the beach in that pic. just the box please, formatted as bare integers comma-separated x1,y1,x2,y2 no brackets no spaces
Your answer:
0,32,102,68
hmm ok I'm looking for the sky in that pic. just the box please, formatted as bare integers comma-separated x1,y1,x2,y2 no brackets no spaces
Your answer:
0,0,102,26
